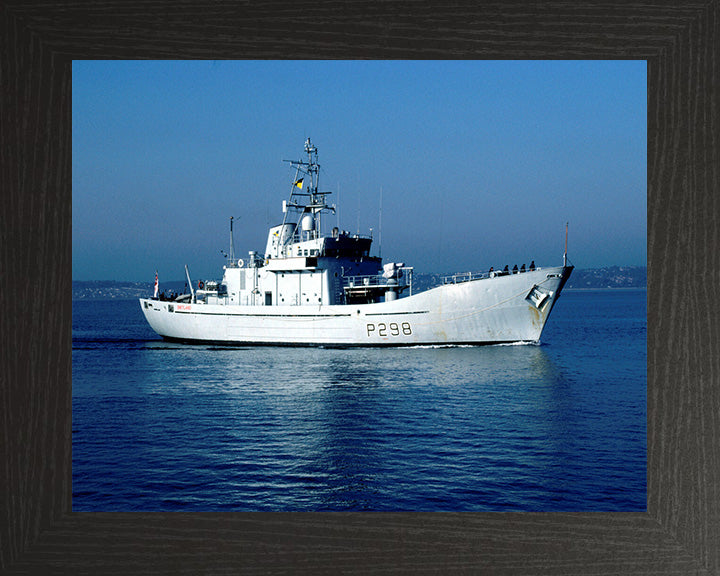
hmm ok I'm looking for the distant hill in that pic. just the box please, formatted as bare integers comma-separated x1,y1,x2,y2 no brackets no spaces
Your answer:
72,280,186,301
563,266,647,290
72,266,646,300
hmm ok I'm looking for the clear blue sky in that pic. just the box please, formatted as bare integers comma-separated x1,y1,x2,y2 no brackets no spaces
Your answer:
73,60,646,282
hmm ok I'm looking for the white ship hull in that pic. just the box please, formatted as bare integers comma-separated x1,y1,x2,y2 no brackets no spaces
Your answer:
140,265,572,347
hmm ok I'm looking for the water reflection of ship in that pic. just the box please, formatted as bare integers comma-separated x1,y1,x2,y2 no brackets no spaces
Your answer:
302,347,571,509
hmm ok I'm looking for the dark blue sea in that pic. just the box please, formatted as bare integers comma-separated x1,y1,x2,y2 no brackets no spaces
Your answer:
72,289,646,512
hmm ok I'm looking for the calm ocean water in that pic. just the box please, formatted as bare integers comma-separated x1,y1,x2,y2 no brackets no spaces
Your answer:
72,289,646,512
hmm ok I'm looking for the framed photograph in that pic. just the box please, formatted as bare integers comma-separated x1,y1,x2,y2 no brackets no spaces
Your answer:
2,2,717,574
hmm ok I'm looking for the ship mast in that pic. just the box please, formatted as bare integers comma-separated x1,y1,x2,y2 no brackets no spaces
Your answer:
281,138,335,245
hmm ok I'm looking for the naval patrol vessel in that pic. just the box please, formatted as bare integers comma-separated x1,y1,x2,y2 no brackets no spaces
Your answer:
140,139,573,346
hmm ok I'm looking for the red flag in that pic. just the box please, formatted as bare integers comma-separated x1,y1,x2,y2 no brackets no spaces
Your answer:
153,271,158,298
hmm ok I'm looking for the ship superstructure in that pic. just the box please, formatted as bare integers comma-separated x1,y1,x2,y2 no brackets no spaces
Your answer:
140,139,573,346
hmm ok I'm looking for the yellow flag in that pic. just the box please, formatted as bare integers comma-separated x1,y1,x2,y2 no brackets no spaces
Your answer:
294,178,304,189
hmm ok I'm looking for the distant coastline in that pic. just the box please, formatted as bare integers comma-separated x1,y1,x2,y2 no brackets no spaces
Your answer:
72,266,647,301
561,265,647,290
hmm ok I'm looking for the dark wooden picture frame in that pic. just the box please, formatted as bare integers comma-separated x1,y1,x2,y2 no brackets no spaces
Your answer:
2,2,717,574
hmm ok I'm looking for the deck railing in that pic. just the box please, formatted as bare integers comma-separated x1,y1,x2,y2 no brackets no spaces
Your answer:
442,271,489,284
343,267,414,295
442,267,539,285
